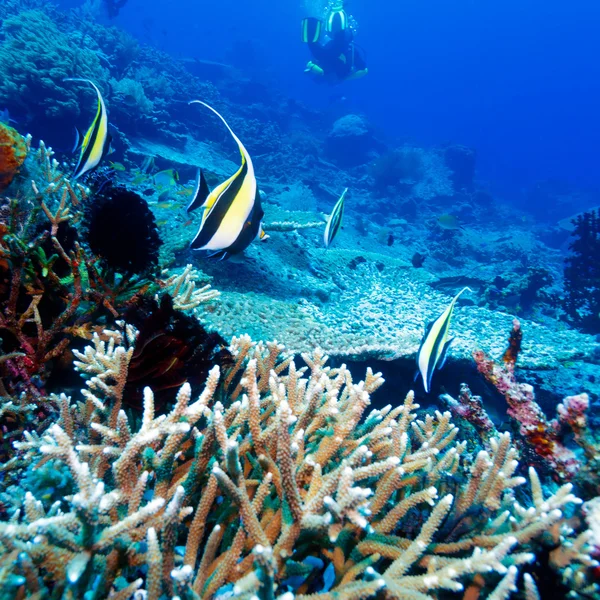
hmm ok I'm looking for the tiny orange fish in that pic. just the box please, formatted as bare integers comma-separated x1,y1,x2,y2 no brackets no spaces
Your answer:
176,188,194,197
184,219,193,226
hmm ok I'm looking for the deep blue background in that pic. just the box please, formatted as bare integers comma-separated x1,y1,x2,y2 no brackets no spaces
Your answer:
60,0,600,199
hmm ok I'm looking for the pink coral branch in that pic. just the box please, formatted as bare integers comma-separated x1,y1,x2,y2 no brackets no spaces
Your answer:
474,319,583,481
440,383,497,444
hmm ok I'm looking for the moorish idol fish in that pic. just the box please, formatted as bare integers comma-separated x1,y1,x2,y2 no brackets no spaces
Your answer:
416,287,470,393
187,101,265,260
323,188,347,249
64,78,111,180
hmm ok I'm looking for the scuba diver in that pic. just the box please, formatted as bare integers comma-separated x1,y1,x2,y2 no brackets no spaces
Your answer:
301,1,368,84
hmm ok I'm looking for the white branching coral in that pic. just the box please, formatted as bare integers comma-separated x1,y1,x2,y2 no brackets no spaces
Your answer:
1,329,598,599
71,323,138,429
30,140,89,235
159,264,220,313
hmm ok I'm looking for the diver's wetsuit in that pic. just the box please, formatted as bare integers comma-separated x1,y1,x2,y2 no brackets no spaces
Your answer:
305,25,367,82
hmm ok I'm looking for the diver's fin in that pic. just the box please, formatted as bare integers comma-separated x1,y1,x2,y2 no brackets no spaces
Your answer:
301,17,322,43
72,127,83,153
186,169,211,213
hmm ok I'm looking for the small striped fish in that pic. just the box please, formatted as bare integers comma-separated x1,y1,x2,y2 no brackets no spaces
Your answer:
416,287,470,393
324,188,347,249
65,78,111,180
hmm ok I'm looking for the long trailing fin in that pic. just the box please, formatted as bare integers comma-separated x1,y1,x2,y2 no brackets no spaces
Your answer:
189,100,251,168
64,78,104,103
453,286,472,303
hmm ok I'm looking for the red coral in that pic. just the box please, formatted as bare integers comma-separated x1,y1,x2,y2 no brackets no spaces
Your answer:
502,318,522,365
474,321,584,481
0,123,27,191
441,383,497,444
555,393,589,441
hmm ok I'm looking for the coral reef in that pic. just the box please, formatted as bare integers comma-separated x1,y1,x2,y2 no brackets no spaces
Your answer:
109,77,154,113
0,136,161,398
564,210,600,334
0,138,90,396
123,292,231,409
325,114,381,167
0,331,597,598
0,9,108,123
443,145,476,191
370,147,425,196
370,146,453,201
440,383,498,445
0,5,599,599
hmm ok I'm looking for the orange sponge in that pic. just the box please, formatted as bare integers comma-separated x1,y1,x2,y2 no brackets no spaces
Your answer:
0,122,27,191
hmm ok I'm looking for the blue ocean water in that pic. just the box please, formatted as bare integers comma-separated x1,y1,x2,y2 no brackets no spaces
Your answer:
57,0,600,198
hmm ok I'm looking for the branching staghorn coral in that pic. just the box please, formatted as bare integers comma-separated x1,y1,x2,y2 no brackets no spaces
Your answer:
29,139,88,235
159,264,220,314
0,329,597,598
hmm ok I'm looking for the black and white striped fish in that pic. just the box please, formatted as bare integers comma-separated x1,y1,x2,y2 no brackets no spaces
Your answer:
64,78,111,180
323,188,347,248
187,101,265,260
416,287,470,393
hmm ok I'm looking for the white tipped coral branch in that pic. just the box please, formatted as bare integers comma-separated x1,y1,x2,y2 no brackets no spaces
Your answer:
160,264,220,312
266,220,324,231
29,140,86,234
72,326,137,430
